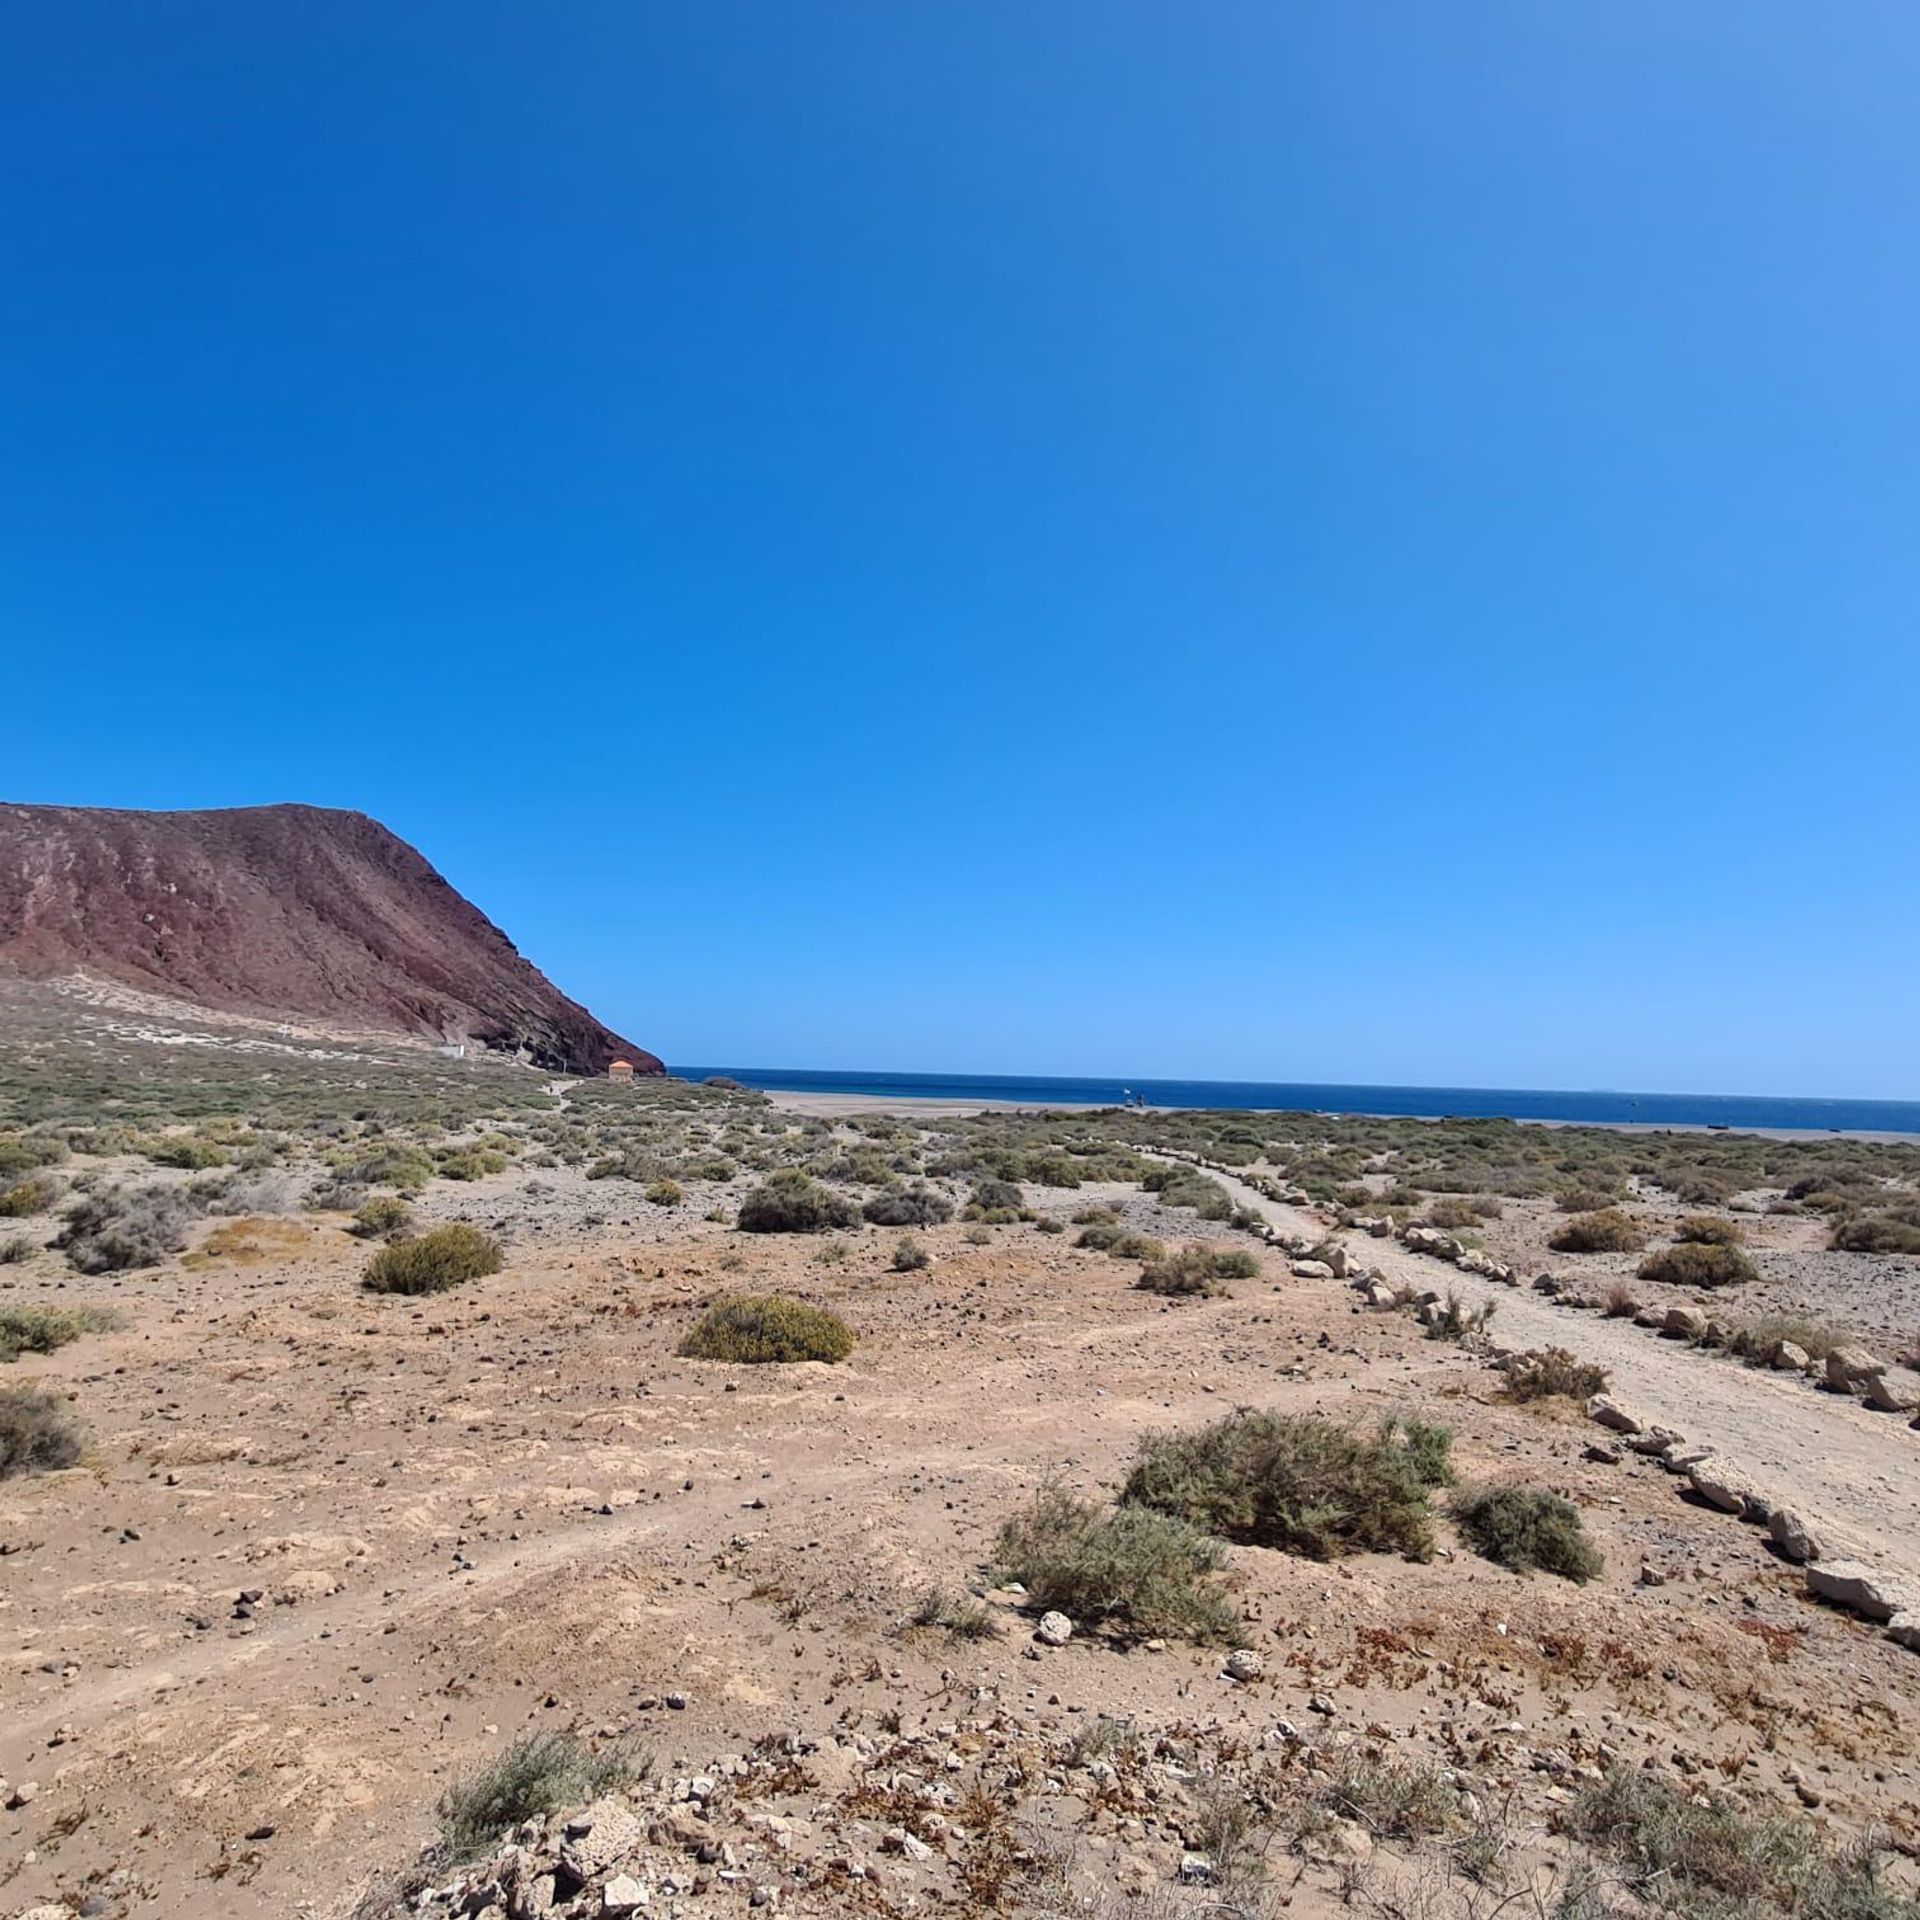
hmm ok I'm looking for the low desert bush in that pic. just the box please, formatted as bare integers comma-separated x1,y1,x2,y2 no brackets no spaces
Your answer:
1602,1280,1640,1318
363,1224,504,1295
891,1234,931,1272
0,1176,57,1218
963,1177,1026,1224
1830,1210,1920,1256
678,1294,853,1364
0,1304,115,1364
1505,1346,1610,1403
1556,1186,1621,1214
1136,1245,1258,1296
1638,1241,1759,1288
737,1171,858,1234
863,1183,952,1227
994,1480,1237,1643
1121,1410,1446,1561
0,1135,68,1177
645,1178,684,1207
908,1586,998,1641
1426,1196,1502,1228
437,1731,647,1861
350,1194,414,1239
0,1384,87,1478
146,1136,229,1170
963,1224,992,1246
1568,1764,1908,1920
56,1185,199,1274
1453,1485,1602,1582
1675,1214,1744,1245
1425,1290,1496,1342
1548,1209,1645,1254
0,1236,33,1266
1723,1315,1843,1366
1075,1220,1166,1262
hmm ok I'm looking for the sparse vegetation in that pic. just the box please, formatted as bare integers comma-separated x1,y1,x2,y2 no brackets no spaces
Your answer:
890,1234,931,1272
863,1183,952,1227
362,1223,504,1295
1135,1244,1258,1296
350,1194,414,1239
1639,1241,1760,1288
0,1175,56,1217
678,1294,854,1364
437,1731,646,1862
1549,1208,1645,1254
55,1184,199,1273
1074,1219,1166,1262
1426,1195,1502,1228
737,1170,858,1234
908,1586,999,1641
1453,1484,1602,1581
1504,1346,1610,1403
1830,1208,1920,1256
0,1303,115,1364
1676,1214,1745,1245
0,1383,87,1478
994,1479,1237,1643
1121,1409,1447,1561
0,1235,33,1265
645,1177,684,1207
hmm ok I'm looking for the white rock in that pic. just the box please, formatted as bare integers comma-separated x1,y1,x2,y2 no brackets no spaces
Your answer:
1767,1508,1821,1564
1805,1560,1918,1622
1686,1457,1769,1520
1886,1613,1920,1653
1035,1611,1073,1647
1290,1260,1336,1280
1586,1395,1642,1435
1825,1346,1886,1392
602,1875,648,1916
1224,1648,1263,1682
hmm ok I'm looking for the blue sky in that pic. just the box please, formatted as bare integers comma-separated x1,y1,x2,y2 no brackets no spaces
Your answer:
4,6,1916,1096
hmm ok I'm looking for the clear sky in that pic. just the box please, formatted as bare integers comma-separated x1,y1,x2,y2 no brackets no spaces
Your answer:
4,6,1916,1097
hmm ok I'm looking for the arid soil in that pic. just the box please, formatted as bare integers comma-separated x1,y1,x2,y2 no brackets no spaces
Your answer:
4,1157,1919,1919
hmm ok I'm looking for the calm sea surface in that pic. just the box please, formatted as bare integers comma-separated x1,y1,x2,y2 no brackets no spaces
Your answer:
671,1067,1920,1136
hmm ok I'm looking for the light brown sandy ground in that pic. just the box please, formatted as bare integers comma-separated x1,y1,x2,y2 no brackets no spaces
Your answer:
3,1162,1919,1919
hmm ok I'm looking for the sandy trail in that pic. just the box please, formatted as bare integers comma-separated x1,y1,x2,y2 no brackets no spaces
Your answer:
1186,1157,1920,1589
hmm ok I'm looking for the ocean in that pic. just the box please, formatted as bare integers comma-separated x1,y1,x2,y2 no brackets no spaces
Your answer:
671,1067,1920,1136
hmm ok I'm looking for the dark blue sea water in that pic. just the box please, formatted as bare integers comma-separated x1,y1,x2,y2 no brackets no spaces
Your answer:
672,1067,1920,1136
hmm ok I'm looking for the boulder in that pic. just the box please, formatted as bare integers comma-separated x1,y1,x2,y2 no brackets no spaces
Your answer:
1663,1307,1708,1340
1686,1457,1770,1521
1290,1260,1336,1281
1825,1346,1886,1392
1805,1560,1918,1622
1767,1508,1821,1564
1769,1341,1810,1373
602,1878,647,1918
1586,1395,1643,1435
1035,1611,1073,1647
1224,1648,1263,1682
1626,1426,1687,1458
1864,1371,1920,1413
1887,1613,1920,1654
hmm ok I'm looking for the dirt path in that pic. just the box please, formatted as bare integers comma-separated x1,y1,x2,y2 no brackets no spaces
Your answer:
1180,1157,1920,1588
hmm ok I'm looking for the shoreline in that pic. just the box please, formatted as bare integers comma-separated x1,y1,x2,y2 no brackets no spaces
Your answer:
761,1087,1915,1141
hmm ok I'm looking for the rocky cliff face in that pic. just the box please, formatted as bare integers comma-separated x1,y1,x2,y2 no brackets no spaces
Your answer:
0,802,659,1075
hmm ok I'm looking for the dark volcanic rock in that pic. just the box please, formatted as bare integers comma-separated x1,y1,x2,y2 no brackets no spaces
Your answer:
0,802,659,1076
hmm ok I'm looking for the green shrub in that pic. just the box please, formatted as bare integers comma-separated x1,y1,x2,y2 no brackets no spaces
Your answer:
1830,1211,1920,1255
0,1384,86,1479
147,1136,229,1170
994,1480,1237,1644
56,1185,199,1274
0,1304,116,1364
438,1731,646,1861
0,1135,68,1177
1568,1763,1908,1920
1637,1241,1759,1288
1136,1245,1258,1296
1556,1186,1621,1213
1675,1214,1744,1245
737,1171,858,1233
891,1235,931,1272
1075,1221,1166,1261
1452,1485,1601,1582
433,1147,508,1181
350,1194,414,1239
645,1178,684,1207
1425,1196,1501,1228
863,1183,952,1227
0,1176,56,1218
679,1295,854,1364
363,1224,504,1295
1504,1346,1609,1402
963,1223,992,1246
1548,1209,1645,1254
1121,1410,1442,1561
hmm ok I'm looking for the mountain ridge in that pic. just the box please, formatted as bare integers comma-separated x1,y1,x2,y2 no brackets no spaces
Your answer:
0,800,659,1076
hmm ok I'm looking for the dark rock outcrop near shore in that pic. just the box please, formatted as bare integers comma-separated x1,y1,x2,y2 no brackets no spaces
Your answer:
0,801,659,1076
